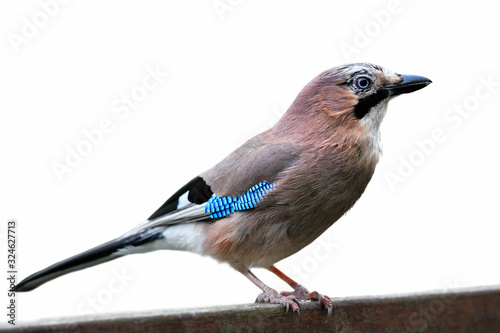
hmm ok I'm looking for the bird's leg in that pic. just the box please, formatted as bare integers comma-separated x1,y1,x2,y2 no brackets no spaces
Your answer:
238,269,300,314
268,265,333,315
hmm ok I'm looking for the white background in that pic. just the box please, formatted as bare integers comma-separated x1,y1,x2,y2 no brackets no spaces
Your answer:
1,0,499,326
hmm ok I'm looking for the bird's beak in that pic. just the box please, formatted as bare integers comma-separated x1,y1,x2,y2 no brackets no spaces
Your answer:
383,74,432,96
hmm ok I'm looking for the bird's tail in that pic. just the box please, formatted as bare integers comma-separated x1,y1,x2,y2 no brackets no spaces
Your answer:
15,227,164,292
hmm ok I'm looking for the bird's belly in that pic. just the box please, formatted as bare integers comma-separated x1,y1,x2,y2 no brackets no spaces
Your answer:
203,189,361,268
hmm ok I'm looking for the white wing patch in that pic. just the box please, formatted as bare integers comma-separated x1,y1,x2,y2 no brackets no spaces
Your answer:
176,192,191,210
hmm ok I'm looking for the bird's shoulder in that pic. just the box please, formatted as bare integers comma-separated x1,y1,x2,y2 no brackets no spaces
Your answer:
201,129,300,196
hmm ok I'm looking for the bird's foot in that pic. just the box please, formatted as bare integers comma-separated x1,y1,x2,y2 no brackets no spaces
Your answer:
280,284,333,316
255,288,300,315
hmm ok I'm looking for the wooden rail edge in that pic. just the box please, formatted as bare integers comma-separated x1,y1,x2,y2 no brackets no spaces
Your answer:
4,286,500,332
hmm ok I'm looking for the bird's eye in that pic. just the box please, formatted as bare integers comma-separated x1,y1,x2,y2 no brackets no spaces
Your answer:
355,77,372,90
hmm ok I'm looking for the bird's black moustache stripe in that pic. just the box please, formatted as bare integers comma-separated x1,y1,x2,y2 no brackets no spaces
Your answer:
353,89,390,119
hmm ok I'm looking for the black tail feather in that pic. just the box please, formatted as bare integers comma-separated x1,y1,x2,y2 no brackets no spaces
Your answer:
15,230,164,292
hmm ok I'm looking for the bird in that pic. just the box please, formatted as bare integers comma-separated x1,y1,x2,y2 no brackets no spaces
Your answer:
15,63,431,315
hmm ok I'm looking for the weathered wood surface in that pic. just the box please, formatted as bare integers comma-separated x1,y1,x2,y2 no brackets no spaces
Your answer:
5,286,500,332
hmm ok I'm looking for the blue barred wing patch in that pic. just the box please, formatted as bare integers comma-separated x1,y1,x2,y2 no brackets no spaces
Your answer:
204,181,275,219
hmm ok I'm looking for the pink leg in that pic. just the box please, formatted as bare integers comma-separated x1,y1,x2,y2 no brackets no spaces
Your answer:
268,265,333,316
238,269,300,315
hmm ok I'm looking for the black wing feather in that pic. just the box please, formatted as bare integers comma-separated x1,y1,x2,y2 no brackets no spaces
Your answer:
148,176,213,220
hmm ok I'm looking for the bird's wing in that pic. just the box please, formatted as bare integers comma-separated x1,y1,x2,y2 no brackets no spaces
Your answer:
135,130,299,232
200,129,300,196
16,131,299,292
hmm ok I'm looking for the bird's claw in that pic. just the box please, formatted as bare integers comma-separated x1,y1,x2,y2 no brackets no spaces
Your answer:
281,285,333,316
316,292,333,316
256,288,300,315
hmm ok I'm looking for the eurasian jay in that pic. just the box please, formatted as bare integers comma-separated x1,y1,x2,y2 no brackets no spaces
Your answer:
16,63,431,315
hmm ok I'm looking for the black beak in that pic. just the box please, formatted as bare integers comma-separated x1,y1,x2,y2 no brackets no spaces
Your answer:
383,74,432,96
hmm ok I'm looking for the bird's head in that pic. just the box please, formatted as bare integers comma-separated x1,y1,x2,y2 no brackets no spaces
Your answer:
275,63,431,145
331,63,431,130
